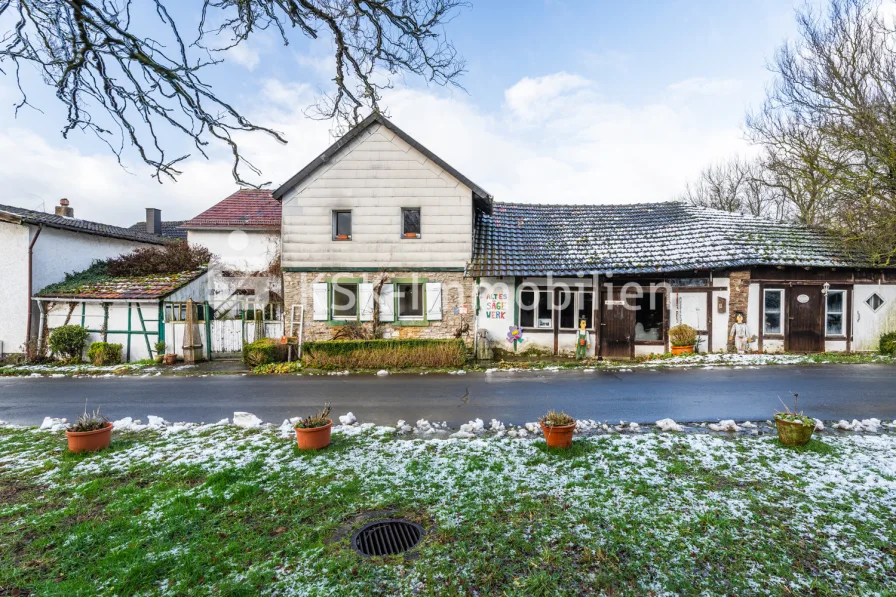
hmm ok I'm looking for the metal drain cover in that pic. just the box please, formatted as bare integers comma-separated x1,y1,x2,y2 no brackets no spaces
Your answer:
351,519,423,556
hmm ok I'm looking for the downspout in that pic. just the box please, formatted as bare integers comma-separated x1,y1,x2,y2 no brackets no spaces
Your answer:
26,224,43,352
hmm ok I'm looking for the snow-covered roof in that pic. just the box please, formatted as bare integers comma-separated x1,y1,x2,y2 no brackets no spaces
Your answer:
467,202,865,276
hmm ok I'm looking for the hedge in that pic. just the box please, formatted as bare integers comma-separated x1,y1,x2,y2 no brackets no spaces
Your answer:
243,338,287,367
87,342,123,366
301,338,467,370
881,331,896,356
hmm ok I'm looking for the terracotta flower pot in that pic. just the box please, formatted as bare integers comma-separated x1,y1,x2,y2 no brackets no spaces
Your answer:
295,419,333,450
775,417,814,446
66,422,113,454
163,354,177,365
540,422,576,449
670,345,694,356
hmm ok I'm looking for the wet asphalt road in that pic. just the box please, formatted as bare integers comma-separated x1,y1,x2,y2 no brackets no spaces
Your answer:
1,364,895,427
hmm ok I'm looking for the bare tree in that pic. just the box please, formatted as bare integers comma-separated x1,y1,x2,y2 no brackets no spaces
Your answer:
0,0,469,186
678,156,784,219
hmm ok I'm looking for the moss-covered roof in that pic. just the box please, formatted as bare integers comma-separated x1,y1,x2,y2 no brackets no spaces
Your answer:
37,262,206,300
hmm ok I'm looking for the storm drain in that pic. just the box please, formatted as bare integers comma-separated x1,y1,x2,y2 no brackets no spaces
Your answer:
351,519,424,556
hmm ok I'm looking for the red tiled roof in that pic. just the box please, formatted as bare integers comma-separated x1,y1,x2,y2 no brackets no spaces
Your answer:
182,189,280,229
37,269,207,300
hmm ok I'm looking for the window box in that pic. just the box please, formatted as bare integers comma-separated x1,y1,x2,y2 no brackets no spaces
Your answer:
335,234,351,241
403,232,420,239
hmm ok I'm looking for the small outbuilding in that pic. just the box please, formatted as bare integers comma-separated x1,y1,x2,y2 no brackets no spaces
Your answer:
34,266,209,363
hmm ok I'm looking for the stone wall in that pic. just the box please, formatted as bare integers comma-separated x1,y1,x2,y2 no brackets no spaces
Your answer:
282,271,476,345
726,270,751,352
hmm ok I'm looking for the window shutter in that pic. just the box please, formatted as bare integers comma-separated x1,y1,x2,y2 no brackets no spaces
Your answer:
426,282,442,321
312,283,329,321
359,283,374,321
379,284,394,321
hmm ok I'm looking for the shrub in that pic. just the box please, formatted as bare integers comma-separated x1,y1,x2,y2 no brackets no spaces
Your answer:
301,339,467,370
87,342,123,366
154,341,167,355
242,338,287,367
880,331,896,356
669,324,698,347
67,407,109,433
48,325,90,362
106,240,213,276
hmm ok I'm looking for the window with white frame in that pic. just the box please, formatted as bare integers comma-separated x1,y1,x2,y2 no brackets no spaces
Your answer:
164,302,205,322
331,283,359,319
519,289,553,328
764,289,784,335
397,283,424,319
826,290,846,336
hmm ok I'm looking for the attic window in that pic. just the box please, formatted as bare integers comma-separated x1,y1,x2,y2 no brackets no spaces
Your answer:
333,210,352,240
402,208,420,238
865,293,885,312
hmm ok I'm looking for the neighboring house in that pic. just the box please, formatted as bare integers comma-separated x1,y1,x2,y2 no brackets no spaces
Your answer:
0,200,166,358
128,208,187,240
181,189,282,322
274,112,491,342
274,114,896,357
35,267,209,362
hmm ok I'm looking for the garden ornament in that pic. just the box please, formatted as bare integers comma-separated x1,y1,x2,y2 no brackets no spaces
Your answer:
729,311,750,354
575,319,591,360
507,326,524,344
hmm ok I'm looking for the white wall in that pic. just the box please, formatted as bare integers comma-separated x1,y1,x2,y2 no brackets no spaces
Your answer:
43,301,161,362
711,277,730,353
0,222,30,355
280,122,474,269
747,282,762,352
187,229,279,272
853,284,896,351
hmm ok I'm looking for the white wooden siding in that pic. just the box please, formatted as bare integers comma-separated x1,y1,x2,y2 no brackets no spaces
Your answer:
280,122,474,269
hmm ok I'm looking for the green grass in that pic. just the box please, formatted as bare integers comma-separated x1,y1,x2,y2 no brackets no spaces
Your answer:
0,427,894,596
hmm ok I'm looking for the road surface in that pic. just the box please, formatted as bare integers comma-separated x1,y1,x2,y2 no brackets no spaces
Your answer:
1,364,894,427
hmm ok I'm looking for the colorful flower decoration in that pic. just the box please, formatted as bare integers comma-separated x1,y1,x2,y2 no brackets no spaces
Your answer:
507,326,524,343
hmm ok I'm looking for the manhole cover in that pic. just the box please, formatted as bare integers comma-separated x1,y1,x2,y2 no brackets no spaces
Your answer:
351,519,424,556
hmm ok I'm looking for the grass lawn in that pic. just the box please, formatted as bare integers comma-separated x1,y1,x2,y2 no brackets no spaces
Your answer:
1,424,894,596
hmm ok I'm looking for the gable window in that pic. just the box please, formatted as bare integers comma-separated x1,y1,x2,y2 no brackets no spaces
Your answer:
402,208,421,238
331,283,359,319
764,289,784,335
333,210,352,240
865,292,885,313
826,290,845,336
397,283,424,319
519,289,552,329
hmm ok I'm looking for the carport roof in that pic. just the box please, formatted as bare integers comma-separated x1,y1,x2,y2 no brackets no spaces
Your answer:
36,268,206,300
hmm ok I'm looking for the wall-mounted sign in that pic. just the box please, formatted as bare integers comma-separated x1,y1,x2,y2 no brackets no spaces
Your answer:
457,306,469,315
484,293,507,320
797,294,810,304
717,296,727,314
605,300,626,306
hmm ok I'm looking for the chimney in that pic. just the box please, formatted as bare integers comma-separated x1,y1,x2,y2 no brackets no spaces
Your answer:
55,198,74,218
145,208,162,235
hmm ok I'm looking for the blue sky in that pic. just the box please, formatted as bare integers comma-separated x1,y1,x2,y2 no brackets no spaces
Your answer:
0,0,815,225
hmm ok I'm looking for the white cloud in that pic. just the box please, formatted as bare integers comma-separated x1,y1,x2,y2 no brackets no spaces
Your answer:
0,70,751,228
227,43,260,71
666,77,742,96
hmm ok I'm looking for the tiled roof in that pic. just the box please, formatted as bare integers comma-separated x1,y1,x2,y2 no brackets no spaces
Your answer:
468,202,864,277
127,220,188,240
182,189,280,229
36,269,206,300
0,204,166,245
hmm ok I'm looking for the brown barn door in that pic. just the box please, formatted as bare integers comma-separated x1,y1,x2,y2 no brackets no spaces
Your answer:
788,286,824,353
600,291,635,359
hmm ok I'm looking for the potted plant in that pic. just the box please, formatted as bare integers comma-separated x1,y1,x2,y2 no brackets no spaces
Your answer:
153,341,166,364
294,404,333,450
403,232,419,239
335,234,350,240
539,410,576,449
163,351,178,365
669,324,698,355
775,393,815,446
66,406,113,453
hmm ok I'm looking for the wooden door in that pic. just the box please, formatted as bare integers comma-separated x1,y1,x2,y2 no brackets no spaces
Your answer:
788,286,824,353
600,292,635,359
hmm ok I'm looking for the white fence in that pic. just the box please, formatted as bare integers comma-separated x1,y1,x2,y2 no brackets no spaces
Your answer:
209,320,283,353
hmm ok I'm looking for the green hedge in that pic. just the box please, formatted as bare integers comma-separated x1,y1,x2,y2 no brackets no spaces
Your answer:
881,331,896,356
87,342,123,366
243,338,287,367
301,338,467,370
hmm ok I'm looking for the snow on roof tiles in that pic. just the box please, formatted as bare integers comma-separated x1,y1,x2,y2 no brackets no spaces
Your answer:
467,202,863,276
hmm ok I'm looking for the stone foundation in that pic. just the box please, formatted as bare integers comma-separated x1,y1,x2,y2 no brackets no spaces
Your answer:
282,271,476,346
